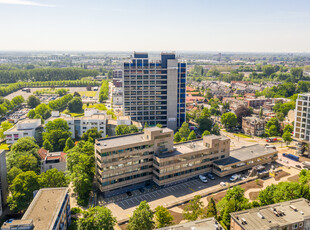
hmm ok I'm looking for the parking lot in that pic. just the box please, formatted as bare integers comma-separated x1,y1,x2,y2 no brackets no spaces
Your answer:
99,172,249,210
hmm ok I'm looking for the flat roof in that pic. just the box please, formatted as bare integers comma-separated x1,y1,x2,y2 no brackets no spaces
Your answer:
213,144,276,166
96,133,146,149
156,217,223,230
231,198,310,230
22,187,68,230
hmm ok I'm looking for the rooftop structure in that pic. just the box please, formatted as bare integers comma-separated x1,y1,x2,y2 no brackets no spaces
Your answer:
38,148,67,172
156,217,224,230
230,198,310,230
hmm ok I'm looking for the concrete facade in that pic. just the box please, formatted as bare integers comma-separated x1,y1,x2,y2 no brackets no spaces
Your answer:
0,150,8,217
95,127,276,197
123,52,186,131
242,116,265,136
4,119,41,144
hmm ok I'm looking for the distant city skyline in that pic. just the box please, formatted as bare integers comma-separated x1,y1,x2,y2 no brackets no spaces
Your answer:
0,0,310,52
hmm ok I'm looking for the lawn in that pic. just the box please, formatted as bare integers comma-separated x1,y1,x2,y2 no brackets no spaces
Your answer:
79,91,97,97
70,113,84,117
233,133,252,138
0,143,9,150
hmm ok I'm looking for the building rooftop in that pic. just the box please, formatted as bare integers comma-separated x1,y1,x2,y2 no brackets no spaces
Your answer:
156,217,223,230
22,187,68,230
1,219,34,229
19,119,41,124
230,198,310,230
96,133,146,149
213,144,276,166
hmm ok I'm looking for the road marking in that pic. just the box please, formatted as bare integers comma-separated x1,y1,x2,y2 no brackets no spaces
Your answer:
188,187,195,192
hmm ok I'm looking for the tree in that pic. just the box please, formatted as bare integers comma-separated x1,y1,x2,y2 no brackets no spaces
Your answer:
156,123,163,128
183,195,204,221
179,122,190,139
68,96,83,113
129,125,139,133
81,128,102,142
27,95,40,108
64,137,75,152
187,130,197,140
11,136,39,153
174,132,181,142
7,151,39,173
299,169,310,185
35,104,51,119
283,124,293,133
0,104,8,117
43,118,72,151
7,171,40,212
127,201,154,230
39,168,68,188
115,125,130,135
282,131,292,146
221,112,237,129
33,114,44,124
267,125,278,137
265,118,280,136
259,108,263,119
206,197,217,218
154,206,174,228
202,130,210,136
144,122,149,128
211,123,220,135
43,139,53,151
78,206,116,230
27,109,36,119
7,167,22,185
0,121,13,139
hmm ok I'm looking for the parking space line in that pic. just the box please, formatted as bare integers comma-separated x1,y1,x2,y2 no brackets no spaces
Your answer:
188,187,196,192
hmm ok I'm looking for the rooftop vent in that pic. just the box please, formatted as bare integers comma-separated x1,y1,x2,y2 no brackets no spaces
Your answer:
289,205,297,211
300,211,304,215
241,218,247,225
103,143,107,146
257,212,264,219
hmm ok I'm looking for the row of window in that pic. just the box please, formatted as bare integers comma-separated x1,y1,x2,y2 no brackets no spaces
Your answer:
98,146,153,157
98,158,152,171
154,165,210,181
100,172,151,187
99,165,152,179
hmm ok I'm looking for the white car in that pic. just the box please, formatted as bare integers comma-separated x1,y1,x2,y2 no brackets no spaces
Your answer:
220,182,226,187
199,175,208,183
230,174,241,182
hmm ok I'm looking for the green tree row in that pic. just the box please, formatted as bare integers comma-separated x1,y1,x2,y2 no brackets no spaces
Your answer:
99,80,109,102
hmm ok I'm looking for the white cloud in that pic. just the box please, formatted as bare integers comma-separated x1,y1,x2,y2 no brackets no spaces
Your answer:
0,0,55,7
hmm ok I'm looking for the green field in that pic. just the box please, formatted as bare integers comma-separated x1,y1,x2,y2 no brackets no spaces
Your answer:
79,91,97,97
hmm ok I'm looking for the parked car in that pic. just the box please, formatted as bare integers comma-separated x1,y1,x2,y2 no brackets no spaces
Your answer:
139,188,145,193
229,174,241,182
126,191,132,196
207,172,215,180
199,175,208,183
295,165,302,169
220,182,226,187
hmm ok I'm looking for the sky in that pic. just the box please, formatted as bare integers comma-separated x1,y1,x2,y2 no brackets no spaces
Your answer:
0,0,310,52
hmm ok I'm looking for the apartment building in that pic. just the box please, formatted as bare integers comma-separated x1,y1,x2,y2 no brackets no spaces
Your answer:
95,127,278,197
4,119,41,144
1,188,70,230
46,109,107,139
123,52,186,131
294,93,310,157
0,150,8,217
242,116,265,136
230,198,310,230
113,69,123,79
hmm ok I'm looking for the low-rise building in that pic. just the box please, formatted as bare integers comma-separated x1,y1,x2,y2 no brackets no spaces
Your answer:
1,188,70,230
38,148,67,172
4,119,41,144
95,127,277,197
106,116,143,136
0,150,8,217
242,116,265,136
230,198,310,230
156,217,224,230
212,144,278,177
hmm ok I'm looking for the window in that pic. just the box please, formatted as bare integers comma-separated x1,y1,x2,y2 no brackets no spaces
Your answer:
293,223,298,229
